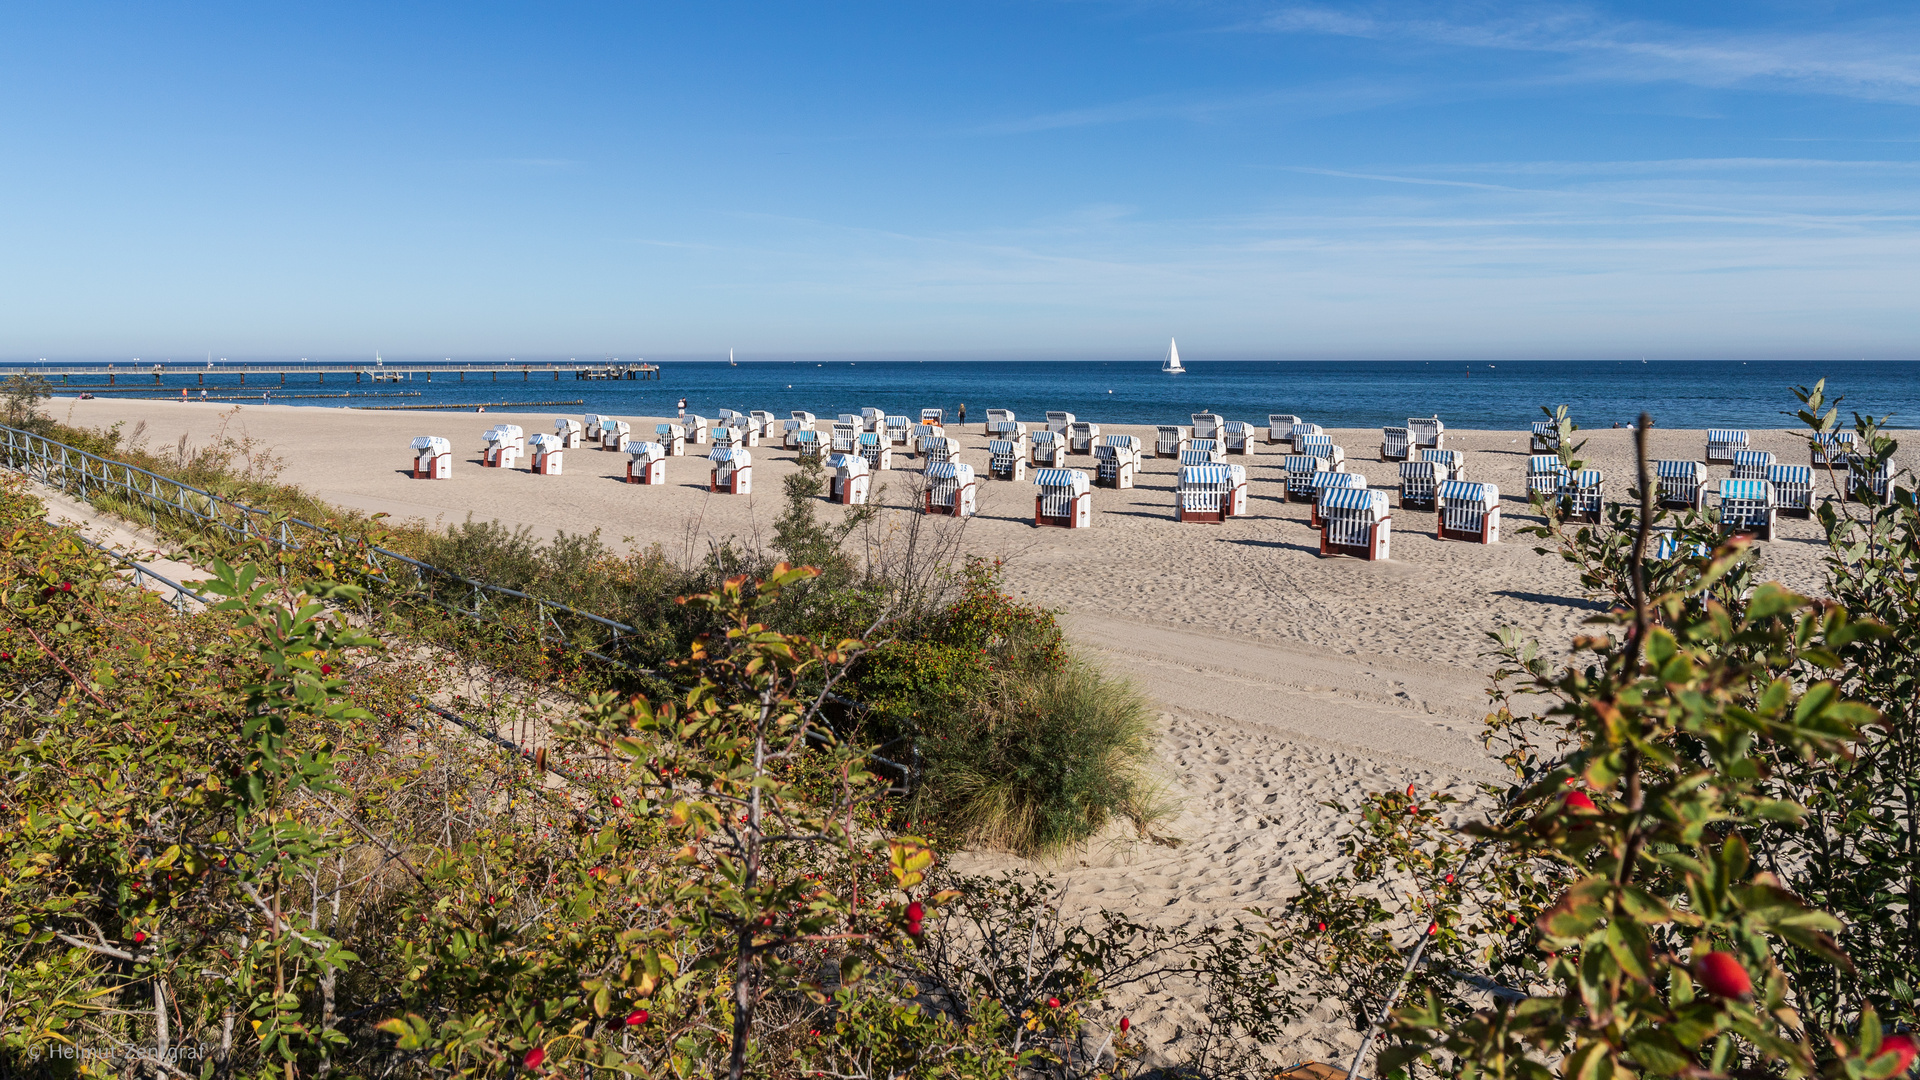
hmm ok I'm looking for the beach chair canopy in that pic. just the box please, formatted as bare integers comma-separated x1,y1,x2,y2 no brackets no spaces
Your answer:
1528,454,1566,474
554,418,582,436
1046,411,1075,426
1732,449,1774,468
988,438,1016,459
791,411,816,423
1311,470,1364,493
1531,421,1554,435
1031,429,1059,444
1270,414,1302,428
717,408,742,421
987,409,1014,424
826,452,868,477
1438,480,1497,506
1720,478,1771,502
1321,486,1388,515
922,436,955,454
859,431,882,447
1571,469,1603,488
528,432,562,452
885,414,909,430
1409,416,1444,437
1401,460,1446,482
921,408,944,423
709,446,750,466
925,461,972,482
412,436,451,454
750,410,776,426
861,407,884,422
1383,426,1409,439
491,424,524,439
1289,422,1323,440
1102,434,1142,451
1285,454,1328,474
793,429,819,443
1707,429,1748,445
1179,448,1222,467
1419,449,1463,468
629,441,666,463
656,422,684,437
583,413,603,429
1034,468,1090,494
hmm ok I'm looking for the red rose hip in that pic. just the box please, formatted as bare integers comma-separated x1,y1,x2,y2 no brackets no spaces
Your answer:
1693,951,1752,998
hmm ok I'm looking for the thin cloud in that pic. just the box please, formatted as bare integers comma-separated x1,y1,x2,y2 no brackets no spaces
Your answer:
970,79,1408,135
1256,5,1920,105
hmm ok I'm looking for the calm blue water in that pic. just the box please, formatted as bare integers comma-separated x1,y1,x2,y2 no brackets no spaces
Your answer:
45,359,1920,430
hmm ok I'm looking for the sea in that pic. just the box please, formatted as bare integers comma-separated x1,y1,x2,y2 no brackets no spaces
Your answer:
41,359,1920,430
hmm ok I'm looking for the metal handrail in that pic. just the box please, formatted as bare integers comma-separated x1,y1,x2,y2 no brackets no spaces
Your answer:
1,424,643,663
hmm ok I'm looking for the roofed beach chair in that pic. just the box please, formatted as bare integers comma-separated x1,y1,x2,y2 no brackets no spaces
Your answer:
528,432,564,475
1705,429,1748,466
655,422,687,457
1283,454,1329,503
1223,421,1255,455
920,408,945,426
1527,455,1568,500
909,422,945,456
626,441,667,485
1653,460,1707,511
1180,446,1224,468
784,412,817,449
1191,413,1225,442
591,421,624,454
1811,431,1856,469
884,414,910,446
411,436,452,480
711,424,739,451
1320,487,1391,560
1309,470,1365,528
582,414,604,443
1296,433,1346,470
1175,463,1240,523
1844,454,1893,502
1436,481,1500,544
830,423,859,454
1529,421,1558,454
1730,449,1774,479
1030,429,1065,467
987,439,1026,482
1068,421,1101,455
1093,443,1134,489
859,431,891,471
987,418,1029,454
1102,433,1142,464
1288,422,1324,450
1716,478,1775,540
1268,414,1302,445
836,414,861,431
749,411,778,441
1034,468,1092,529
1381,426,1411,462
827,453,870,505
986,408,1014,430
1155,425,1190,458
1419,448,1465,480
730,413,761,447
1768,464,1814,517
923,461,977,517
709,446,751,494
1652,532,1709,561
1398,459,1448,511
920,436,956,471
792,428,823,460
1409,416,1445,452
685,414,710,445
554,417,584,449
1046,411,1076,439
1564,469,1604,523
861,407,885,431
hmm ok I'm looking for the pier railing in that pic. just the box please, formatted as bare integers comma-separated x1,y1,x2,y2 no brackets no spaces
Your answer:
0,424,645,669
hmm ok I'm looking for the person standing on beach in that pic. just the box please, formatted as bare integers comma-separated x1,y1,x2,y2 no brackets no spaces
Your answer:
957,402,966,424
677,396,687,419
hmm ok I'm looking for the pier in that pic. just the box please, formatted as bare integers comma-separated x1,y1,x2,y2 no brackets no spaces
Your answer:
1,359,661,387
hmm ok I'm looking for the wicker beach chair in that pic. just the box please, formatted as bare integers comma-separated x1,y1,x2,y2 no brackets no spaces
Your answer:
908,422,943,456
1729,449,1774,479
590,421,623,454
1034,468,1092,528
1309,470,1366,528
1811,431,1856,469
1529,421,1558,454
749,411,777,440
882,415,909,446
553,417,584,449
1223,421,1255,455
859,431,891,471
827,453,870,505
684,414,709,445
1268,414,1302,445
1705,429,1748,466
1419,448,1465,481
1409,416,1445,452
1288,422,1323,451
1190,413,1225,442
1436,481,1500,543
1155,425,1191,458
920,436,957,472
709,446,751,494
829,423,859,454
1093,444,1134,489
1767,464,1814,517
1565,469,1604,523
1527,455,1568,500
783,412,817,449
1068,421,1101,455
1320,487,1391,560
527,433,564,476
923,461,976,517
987,419,1029,455
1046,411,1076,439
1030,429,1065,467
1101,434,1142,464
411,436,452,479
986,408,1014,428
1296,433,1346,470
1716,478,1775,540
920,408,945,426
1381,426,1411,462
1180,446,1223,468
582,414,604,443
1653,460,1707,511
861,407,886,432
655,422,687,457
792,429,823,460
1284,454,1329,503
626,441,667,484
711,424,739,451
987,439,1026,482
1398,459,1448,511
1844,454,1892,502
1175,463,1238,523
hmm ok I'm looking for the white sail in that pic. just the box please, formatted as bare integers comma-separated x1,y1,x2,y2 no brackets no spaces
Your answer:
1162,338,1184,373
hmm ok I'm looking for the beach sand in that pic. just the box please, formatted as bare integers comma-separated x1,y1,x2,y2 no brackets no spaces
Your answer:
41,395,1845,1064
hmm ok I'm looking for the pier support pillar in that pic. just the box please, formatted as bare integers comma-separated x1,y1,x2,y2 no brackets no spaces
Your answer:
356,371,362,384
109,373,115,385
240,373,245,386
198,373,203,386
281,372,286,386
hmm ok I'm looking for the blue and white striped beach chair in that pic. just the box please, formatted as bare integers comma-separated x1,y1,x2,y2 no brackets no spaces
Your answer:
1223,421,1256,455
1529,421,1558,454
1399,460,1449,511
750,411,779,441
920,408,945,426
830,423,859,454
1436,481,1500,543
1093,445,1133,489
784,412,817,449
1381,426,1411,462
885,414,910,446
709,446,751,495
1191,413,1225,441
1155,425,1190,459
1844,454,1893,503
1716,478,1775,539
1101,434,1142,466
1288,422,1323,450
1284,454,1329,503
861,407,885,432
1180,446,1224,467
1175,463,1245,523
1320,487,1391,560
1268,414,1303,445
919,436,956,472
859,431,891,471
1811,431,1856,468
1409,416,1445,452
1652,532,1709,560
1730,449,1774,480
582,414,605,443
923,461,976,517
1069,421,1101,455
1768,464,1813,517
828,453,870,505
626,441,667,484
988,418,1029,453
1309,471,1366,528
553,417,584,449
986,408,1015,429
1031,429,1065,467
1653,460,1707,511
1706,429,1748,465
1034,468,1092,528
1527,455,1568,500
591,421,624,454
1419,448,1465,481
1296,433,1346,470
792,428,822,460
1564,469,1604,522
1190,438,1223,456
653,422,686,456
1046,411,1076,439
909,422,943,456
987,439,1025,482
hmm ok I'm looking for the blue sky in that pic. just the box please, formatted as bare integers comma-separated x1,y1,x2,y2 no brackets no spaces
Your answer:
2,1,1917,360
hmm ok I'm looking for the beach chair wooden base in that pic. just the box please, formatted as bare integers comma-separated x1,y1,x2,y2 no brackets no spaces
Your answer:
1034,496,1091,528
413,454,451,479
1438,510,1500,544
533,453,563,476
1321,522,1389,560
1725,518,1775,542
1176,507,1225,524
922,490,975,517
1401,493,1436,511
627,460,667,485
710,469,751,495
1657,494,1705,512
1381,446,1409,461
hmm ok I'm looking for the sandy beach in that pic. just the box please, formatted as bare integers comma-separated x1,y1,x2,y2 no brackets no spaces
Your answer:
40,395,1846,1064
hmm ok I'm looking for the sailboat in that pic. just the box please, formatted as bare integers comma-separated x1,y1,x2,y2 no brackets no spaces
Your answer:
1162,338,1185,374
729,348,738,366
